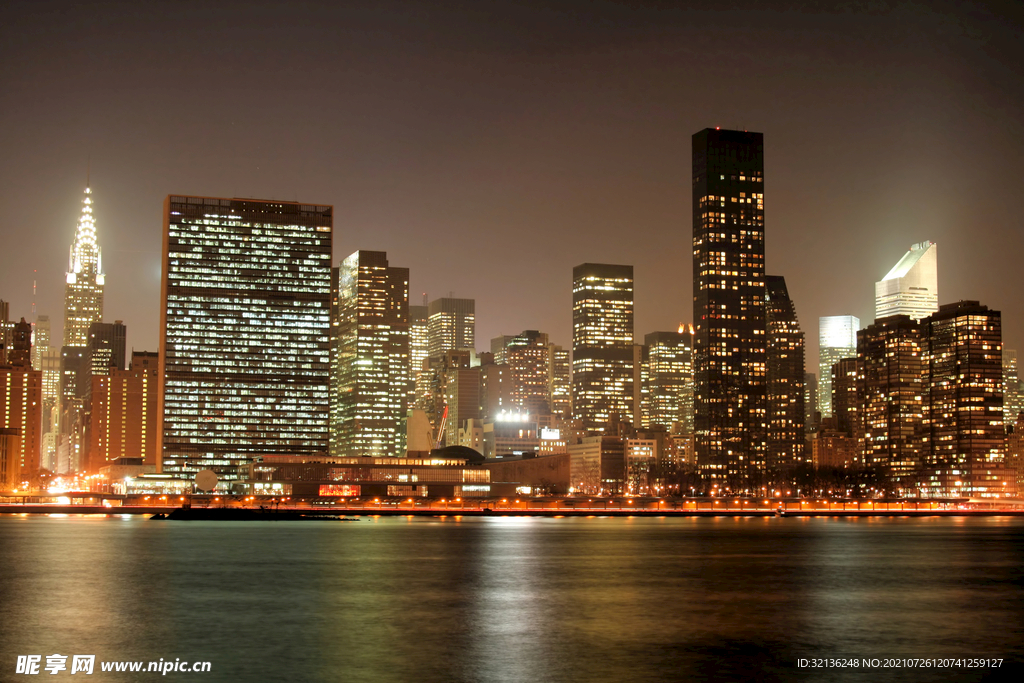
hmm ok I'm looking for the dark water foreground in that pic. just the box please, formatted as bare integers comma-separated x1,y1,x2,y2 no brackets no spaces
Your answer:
1,515,1021,683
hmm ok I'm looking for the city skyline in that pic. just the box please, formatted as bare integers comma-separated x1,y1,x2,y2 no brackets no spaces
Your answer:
2,1,1023,367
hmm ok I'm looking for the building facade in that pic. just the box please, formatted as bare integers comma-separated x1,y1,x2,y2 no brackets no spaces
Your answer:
86,351,160,472
857,315,924,488
159,196,332,482
642,329,693,434
818,315,859,418
572,263,634,434
63,187,105,347
427,298,475,359
875,241,938,322
765,275,806,469
331,250,410,458
919,302,1010,497
692,128,767,486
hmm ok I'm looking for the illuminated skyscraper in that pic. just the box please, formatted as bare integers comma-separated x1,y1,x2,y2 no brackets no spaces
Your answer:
857,315,923,487
919,302,1010,497
765,276,807,468
692,128,766,484
331,250,410,457
1003,349,1021,425
875,241,937,322
642,329,693,433
409,305,430,408
572,263,634,433
1,323,42,478
427,298,475,358
547,344,571,419
159,196,332,482
818,315,859,417
504,330,551,415
63,187,105,347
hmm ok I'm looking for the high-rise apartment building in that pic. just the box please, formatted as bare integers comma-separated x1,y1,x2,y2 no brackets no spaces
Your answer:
427,298,475,358
331,250,410,458
765,276,806,469
875,241,938,322
857,315,923,487
818,315,859,418
159,196,332,482
642,329,693,433
63,187,105,347
692,128,767,484
920,302,1010,497
572,263,634,434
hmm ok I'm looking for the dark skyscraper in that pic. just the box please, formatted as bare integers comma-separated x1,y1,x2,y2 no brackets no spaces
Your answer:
159,196,332,482
765,275,806,469
87,321,126,376
919,301,1010,497
572,263,634,434
857,315,923,488
692,129,767,486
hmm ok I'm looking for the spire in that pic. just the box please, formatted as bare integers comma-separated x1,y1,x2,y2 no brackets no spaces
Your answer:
70,186,101,276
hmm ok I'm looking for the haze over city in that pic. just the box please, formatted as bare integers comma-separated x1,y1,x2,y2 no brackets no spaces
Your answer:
2,0,1023,363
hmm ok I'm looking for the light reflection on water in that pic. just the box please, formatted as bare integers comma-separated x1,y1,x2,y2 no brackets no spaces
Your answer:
1,515,1022,683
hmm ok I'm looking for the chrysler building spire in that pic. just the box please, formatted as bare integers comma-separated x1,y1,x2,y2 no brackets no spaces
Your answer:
63,186,105,346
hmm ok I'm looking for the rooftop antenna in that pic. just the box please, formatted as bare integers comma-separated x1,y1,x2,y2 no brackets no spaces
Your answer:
422,292,427,306
31,274,36,316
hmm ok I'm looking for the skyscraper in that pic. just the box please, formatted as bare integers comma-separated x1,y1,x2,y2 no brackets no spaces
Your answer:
692,128,766,485
159,196,332,482
87,321,126,376
818,315,860,418
63,187,105,347
504,330,552,415
427,298,475,358
642,329,693,433
1003,349,1021,425
409,304,430,408
572,263,634,434
875,241,938,321
857,315,923,488
547,344,571,419
1,319,42,479
765,276,806,469
331,250,410,458
919,301,1010,497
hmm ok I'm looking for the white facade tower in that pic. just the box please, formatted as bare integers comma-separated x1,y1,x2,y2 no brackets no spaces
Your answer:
875,241,937,322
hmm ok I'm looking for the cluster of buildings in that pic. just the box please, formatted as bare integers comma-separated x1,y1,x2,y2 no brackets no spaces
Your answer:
2,129,1022,500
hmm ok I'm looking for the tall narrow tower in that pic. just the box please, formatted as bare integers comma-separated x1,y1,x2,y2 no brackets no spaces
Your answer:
63,187,105,347
692,128,767,487
572,263,634,433
331,250,410,458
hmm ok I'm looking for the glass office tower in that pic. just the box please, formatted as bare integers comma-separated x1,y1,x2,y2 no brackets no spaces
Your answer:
159,196,332,482
572,262,634,434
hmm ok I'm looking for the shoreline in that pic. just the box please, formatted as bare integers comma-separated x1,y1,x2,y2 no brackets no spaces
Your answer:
3,504,1024,518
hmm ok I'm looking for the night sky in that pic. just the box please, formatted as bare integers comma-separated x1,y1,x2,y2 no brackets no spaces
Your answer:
2,0,1023,368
